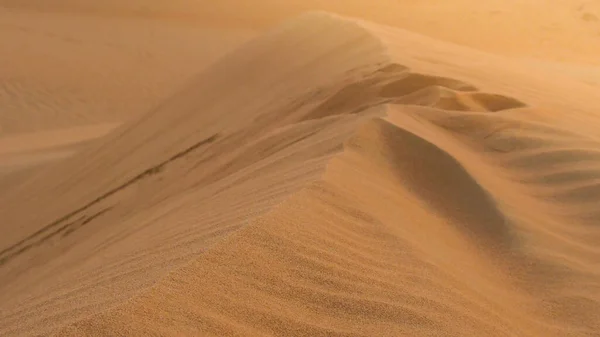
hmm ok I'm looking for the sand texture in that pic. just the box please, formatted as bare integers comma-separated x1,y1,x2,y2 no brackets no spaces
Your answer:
1,3,600,337
0,6,252,135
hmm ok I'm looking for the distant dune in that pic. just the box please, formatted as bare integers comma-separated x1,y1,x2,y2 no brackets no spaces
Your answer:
0,6,252,135
0,2,253,189
3,0,600,64
1,10,599,336
2,0,599,135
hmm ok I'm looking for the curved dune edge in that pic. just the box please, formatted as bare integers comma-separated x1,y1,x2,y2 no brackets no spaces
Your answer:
55,103,600,336
0,12,599,337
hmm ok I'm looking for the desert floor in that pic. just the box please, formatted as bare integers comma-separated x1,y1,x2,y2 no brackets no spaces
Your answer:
1,1,600,336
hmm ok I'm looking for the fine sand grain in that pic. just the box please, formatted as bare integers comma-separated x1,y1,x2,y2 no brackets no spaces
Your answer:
1,3,600,337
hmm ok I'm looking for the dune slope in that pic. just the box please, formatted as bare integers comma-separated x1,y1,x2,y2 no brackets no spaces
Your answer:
0,7,251,135
1,12,600,337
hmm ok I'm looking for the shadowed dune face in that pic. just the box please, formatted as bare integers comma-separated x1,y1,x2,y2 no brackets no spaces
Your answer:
1,10,600,337
358,119,514,251
302,63,525,122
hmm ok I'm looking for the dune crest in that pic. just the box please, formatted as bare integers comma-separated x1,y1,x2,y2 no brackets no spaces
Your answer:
1,12,600,337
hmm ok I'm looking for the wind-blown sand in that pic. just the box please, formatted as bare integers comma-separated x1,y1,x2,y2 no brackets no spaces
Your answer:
1,3,600,337
0,6,252,135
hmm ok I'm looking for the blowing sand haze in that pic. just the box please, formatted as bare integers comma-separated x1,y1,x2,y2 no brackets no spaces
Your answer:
1,3,600,337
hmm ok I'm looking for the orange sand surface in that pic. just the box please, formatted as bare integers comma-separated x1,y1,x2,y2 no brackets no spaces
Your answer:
1,2,600,336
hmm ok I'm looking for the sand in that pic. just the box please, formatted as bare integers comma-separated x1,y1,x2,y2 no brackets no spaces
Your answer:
0,6,252,135
1,2,600,337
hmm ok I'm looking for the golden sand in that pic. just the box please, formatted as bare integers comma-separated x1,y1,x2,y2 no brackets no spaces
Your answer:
1,2,600,336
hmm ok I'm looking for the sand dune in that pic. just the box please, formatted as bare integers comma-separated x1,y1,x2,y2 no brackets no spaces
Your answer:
0,6,252,135
1,7,600,337
0,123,118,193
3,0,600,64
